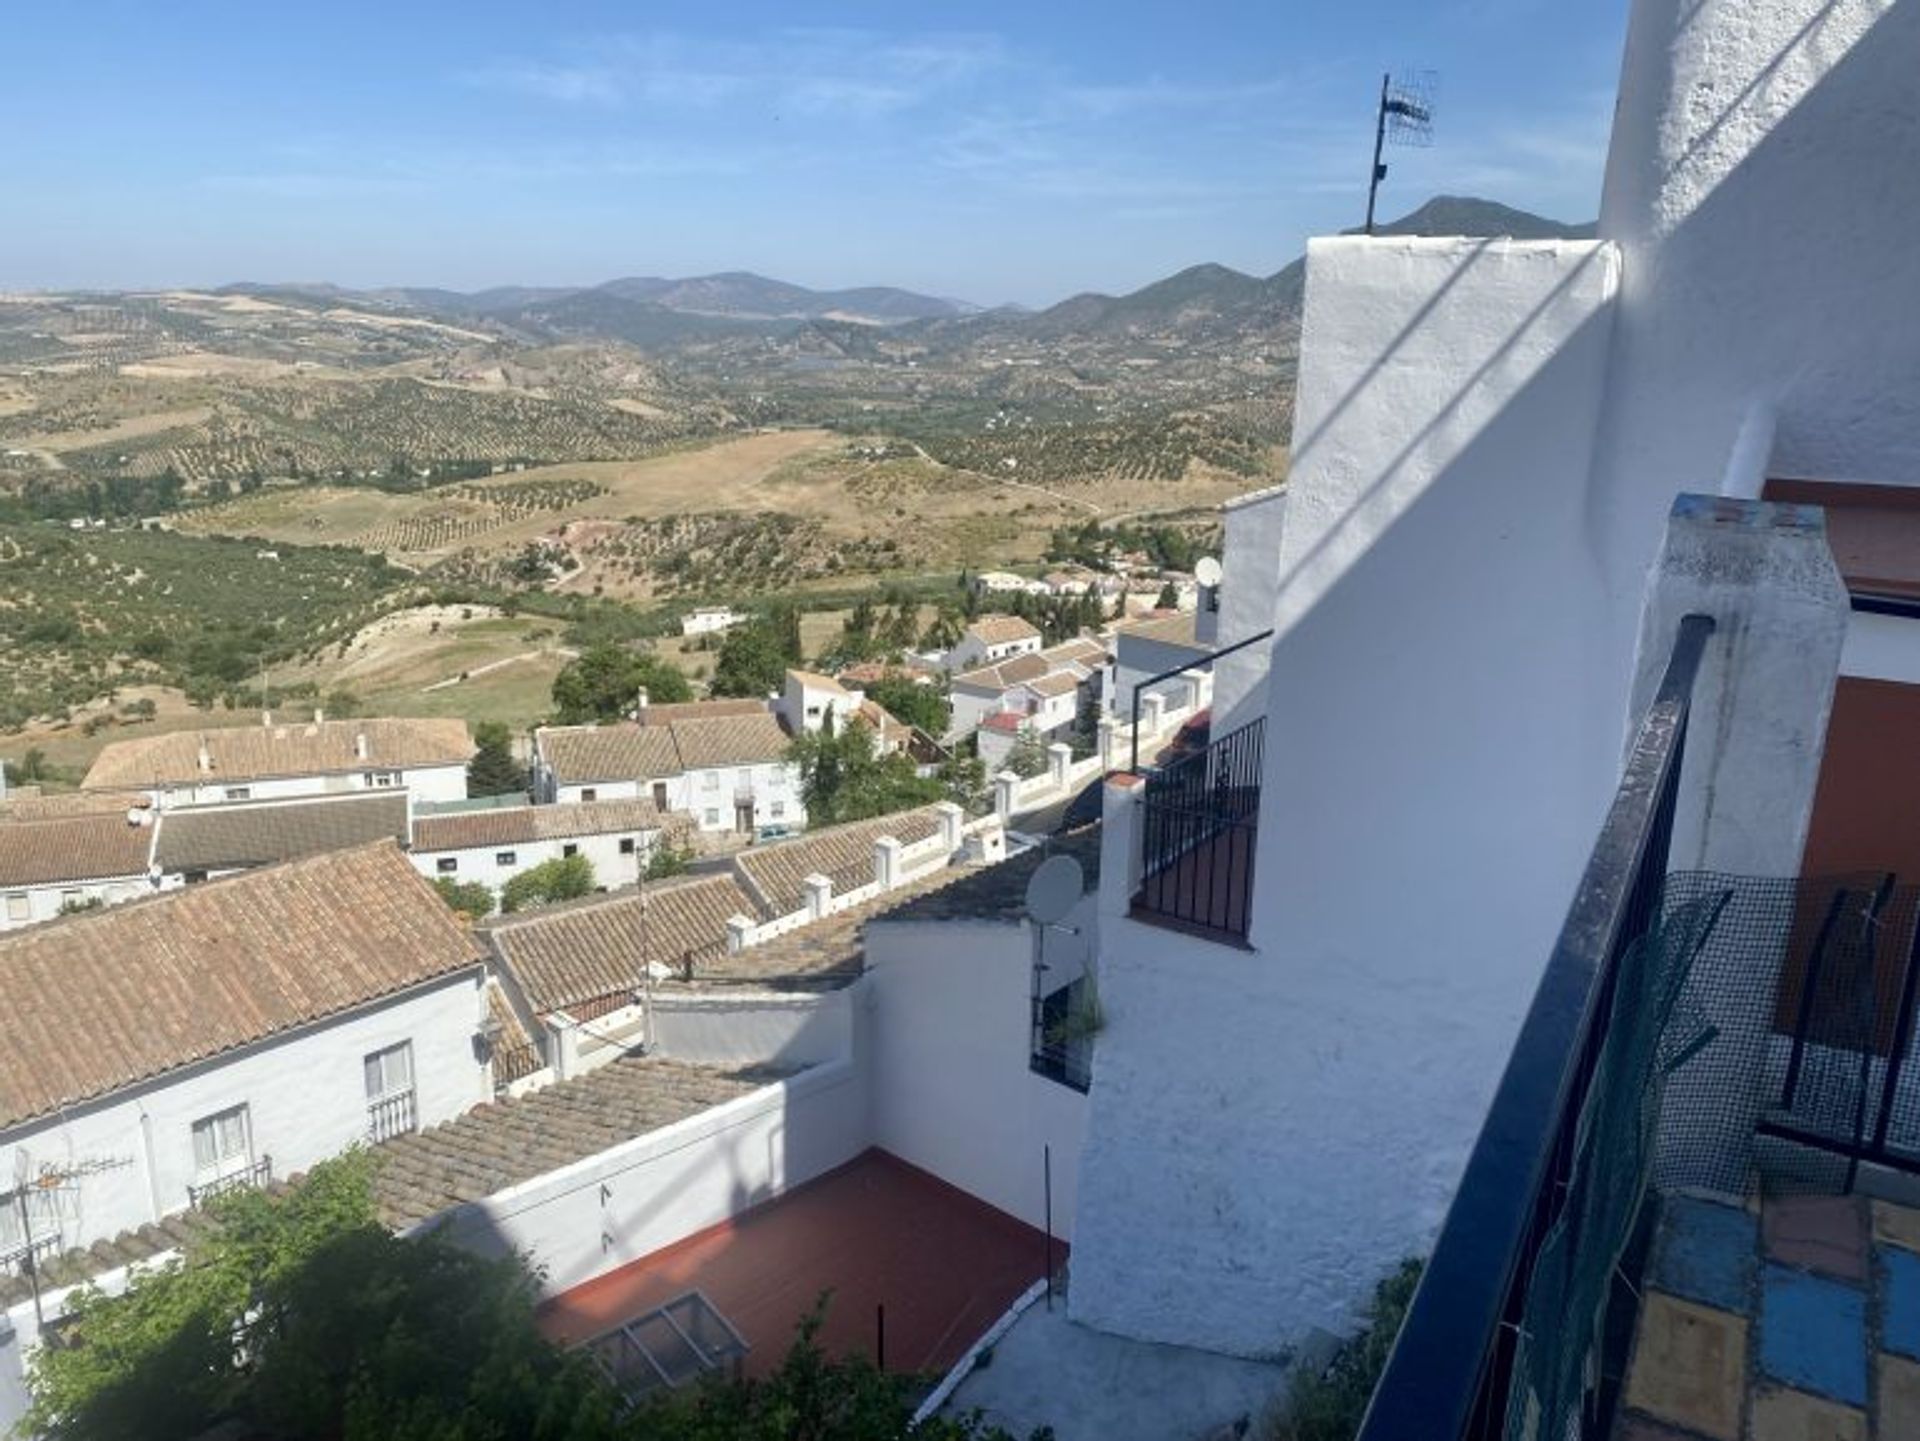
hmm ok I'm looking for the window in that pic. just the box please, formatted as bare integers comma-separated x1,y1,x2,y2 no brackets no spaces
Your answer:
704,809,720,826
366,770,401,788
6,893,30,922
364,1041,414,1101
619,837,636,855
223,786,252,802
581,787,598,803
562,843,579,858
496,850,517,867
771,801,786,820
59,890,81,909
364,1042,417,1141
191,1104,251,1178
436,857,458,874
702,771,720,791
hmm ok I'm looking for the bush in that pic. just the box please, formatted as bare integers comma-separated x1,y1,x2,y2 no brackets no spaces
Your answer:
1268,1258,1423,1441
644,841,694,881
432,877,496,920
500,854,595,914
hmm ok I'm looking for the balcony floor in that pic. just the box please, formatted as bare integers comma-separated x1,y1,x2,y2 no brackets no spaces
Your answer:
1618,1190,1920,1438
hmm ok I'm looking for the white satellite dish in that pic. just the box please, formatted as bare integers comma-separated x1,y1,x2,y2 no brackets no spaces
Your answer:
1194,556,1223,588
1024,854,1084,927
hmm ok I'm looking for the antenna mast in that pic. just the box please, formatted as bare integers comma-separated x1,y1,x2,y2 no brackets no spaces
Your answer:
1364,69,1438,235
7,1152,133,1329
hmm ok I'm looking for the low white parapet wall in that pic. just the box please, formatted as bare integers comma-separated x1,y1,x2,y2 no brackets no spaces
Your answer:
996,674,1213,821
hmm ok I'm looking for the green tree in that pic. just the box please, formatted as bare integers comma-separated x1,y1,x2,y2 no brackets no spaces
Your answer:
467,720,527,798
551,644,690,723
920,602,963,652
709,621,789,699
432,876,496,920
789,720,942,825
865,676,950,737
323,686,361,719
1154,581,1180,610
500,854,596,914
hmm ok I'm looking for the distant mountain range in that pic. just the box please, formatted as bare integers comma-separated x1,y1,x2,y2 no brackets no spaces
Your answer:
214,196,1594,350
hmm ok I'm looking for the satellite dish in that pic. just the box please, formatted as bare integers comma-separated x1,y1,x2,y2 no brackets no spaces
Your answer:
1194,556,1223,588
1024,854,1084,927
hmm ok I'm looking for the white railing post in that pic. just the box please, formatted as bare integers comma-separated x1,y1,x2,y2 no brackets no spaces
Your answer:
726,913,756,953
546,1011,581,1081
1047,742,1072,790
804,873,833,920
993,770,1018,821
1141,693,1166,735
1099,775,1147,921
1097,716,1118,771
874,836,904,891
934,800,965,854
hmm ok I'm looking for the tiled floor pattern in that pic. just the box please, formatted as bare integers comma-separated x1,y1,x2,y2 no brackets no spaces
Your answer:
1619,1191,1920,1438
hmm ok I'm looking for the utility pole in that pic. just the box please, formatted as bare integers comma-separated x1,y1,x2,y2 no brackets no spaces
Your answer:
1363,70,1438,236
1365,71,1390,236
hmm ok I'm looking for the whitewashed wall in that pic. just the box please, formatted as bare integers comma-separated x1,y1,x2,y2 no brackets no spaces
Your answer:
1209,485,1287,739
1109,634,1210,721
0,973,486,1254
409,828,659,899
650,989,854,1070
553,763,803,835
866,906,1090,1239
0,872,162,932
154,763,466,809
422,1059,870,1295
1072,238,1626,1357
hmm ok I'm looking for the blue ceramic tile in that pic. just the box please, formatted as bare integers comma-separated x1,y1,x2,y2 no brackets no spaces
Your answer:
1758,1264,1867,1405
1653,1195,1758,1313
1883,1244,1920,1361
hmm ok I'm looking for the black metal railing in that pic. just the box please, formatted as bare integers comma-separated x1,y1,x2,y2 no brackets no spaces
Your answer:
1357,613,1714,1441
367,1088,418,1143
187,1154,272,1207
0,1230,59,1278
1132,716,1264,941
1127,627,1272,773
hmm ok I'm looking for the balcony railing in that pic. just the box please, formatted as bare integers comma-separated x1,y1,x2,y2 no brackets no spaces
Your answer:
367,1088,418,1143
1132,716,1263,941
0,1230,59,1278
187,1154,271,1207
1357,614,1714,1441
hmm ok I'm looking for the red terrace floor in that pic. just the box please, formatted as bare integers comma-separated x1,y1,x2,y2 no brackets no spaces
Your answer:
539,1149,1067,1379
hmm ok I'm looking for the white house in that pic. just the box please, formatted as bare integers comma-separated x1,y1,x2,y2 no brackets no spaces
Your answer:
81,714,474,807
0,842,487,1263
948,636,1104,744
1107,611,1212,722
946,614,1043,673
680,606,745,637
777,669,864,735
0,806,163,931
409,797,692,901
532,712,804,835
151,791,413,884
968,571,1031,597
1069,0,1920,1366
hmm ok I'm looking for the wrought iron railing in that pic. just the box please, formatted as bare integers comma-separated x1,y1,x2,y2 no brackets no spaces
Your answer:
1357,613,1714,1441
187,1154,271,1207
367,1088,418,1143
0,1230,59,1278
1132,716,1264,941
492,1036,544,1089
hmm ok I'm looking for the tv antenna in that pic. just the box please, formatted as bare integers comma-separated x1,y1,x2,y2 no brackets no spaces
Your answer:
1364,69,1438,235
7,1149,133,1328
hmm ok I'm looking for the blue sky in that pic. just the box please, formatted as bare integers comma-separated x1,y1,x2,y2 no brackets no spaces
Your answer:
0,1,1629,306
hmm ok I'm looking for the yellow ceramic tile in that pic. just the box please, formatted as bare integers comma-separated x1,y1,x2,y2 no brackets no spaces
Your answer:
1625,1292,1747,1441
1747,1384,1864,1441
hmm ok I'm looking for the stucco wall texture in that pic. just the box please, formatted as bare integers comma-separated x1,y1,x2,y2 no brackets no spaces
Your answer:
1073,0,1920,1356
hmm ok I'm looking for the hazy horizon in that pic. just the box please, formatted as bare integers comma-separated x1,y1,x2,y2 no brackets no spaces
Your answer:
0,0,1628,308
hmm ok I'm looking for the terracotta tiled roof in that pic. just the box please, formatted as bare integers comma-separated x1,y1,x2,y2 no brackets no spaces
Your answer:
536,723,683,785
412,798,686,852
877,826,1102,925
536,713,792,784
1026,672,1083,699
980,712,1025,735
0,841,483,1130
1042,637,1106,667
0,788,152,822
1116,611,1205,650
483,872,760,1014
154,793,410,874
786,668,855,695
965,614,1041,646
733,806,946,916
671,713,792,770
83,717,475,789
372,1057,792,1227
952,652,1052,693
0,811,155,888
637,698,770,727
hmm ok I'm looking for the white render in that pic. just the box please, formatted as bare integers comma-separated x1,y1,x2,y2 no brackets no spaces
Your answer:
152,762,466,810
0,971,486,1259
1071,0,1920,1358
680,607,745,637
948,622,1044,673
866,904,1091,1239
0,871,168,933
409,827,661,899
550,763,804,835
1208,485,1287,738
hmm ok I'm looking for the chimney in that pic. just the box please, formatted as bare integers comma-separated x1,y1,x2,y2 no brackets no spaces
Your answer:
313,707,324,725
197,741,212,774
635,687,650,724
353,731,369,761
261,709,273,727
